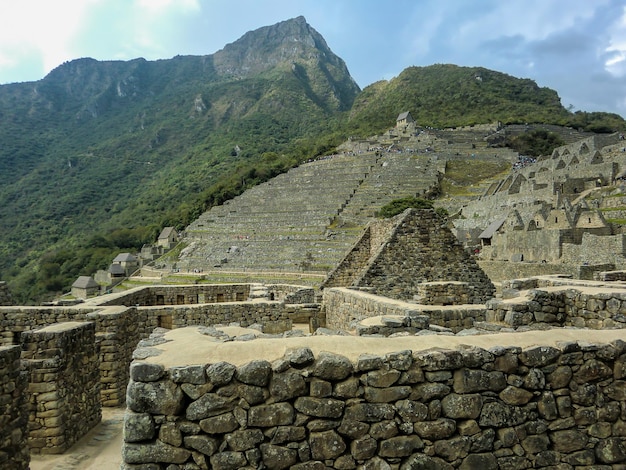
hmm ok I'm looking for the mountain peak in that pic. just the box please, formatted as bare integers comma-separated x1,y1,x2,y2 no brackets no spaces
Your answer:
213,16,337,78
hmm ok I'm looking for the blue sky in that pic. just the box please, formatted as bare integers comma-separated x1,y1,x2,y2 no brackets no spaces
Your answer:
1,0,625,116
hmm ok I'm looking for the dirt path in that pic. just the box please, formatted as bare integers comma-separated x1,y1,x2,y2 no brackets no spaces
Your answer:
29,408,124,470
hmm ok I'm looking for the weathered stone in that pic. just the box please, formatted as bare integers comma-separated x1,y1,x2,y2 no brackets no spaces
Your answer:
248,402,294,427
356,354,384,372
604,380,626,401
457,420,480,436
364,385,411,403
183,435,218,456
414,418,456,440
433,436,471,461
386,350,413,370
334,454,356,470
159,422,182,447
596,437,626,464
130,363,165,382
499,386,533,406
186,393,236,421
294,396,344,418
519,346,560,367
537,391,558,420
550,429,588,453
470,428,495,453
206,362,236,386
369,420,398,439
338,418,370,439
309,379,332,398
379,435,424,458
546,365,572,389
415,349,463,371
199,412,239,434
400,453,454,470
209,451,247,470
270,426,306,445
396,400,428,422
224,429,264,451
285,347,315,368
570,383,597,406
259,443,297,470
441,393,482,419
573,359,612,383
313,352,353,380
479,402,527,427
309,430,346,460
520,433,549,453
453,369,506,393
562,449,596,465
237,360,272,386
366,369,401,387
123,441,191,464
237,384,269,405
270,371,307,401
344,403,395,422
307,418,340,432
351,436,377,460
459,452,497,470
333,377,360,398
124,412,155,443
127,380,184,416
170,365,206,385
411,382,450,401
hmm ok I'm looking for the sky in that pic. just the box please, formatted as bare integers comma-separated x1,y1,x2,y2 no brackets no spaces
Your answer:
1,0,626,116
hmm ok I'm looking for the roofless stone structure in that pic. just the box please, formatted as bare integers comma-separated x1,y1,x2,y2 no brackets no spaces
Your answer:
323,208,495,303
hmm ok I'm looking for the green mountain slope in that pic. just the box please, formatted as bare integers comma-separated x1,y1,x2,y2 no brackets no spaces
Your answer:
346,64,624,135
1,19,625,304
0,17,359,302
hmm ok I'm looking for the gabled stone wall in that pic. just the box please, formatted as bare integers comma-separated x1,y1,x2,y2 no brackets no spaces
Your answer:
21,322,100,454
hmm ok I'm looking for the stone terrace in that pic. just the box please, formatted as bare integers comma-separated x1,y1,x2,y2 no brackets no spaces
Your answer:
180,151,443,272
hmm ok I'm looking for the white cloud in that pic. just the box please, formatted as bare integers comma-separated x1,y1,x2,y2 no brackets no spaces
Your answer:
0,0,98,79
605,5,626,76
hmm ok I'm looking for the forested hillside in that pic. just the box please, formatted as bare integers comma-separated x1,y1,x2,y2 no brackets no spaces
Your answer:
0,17,624,303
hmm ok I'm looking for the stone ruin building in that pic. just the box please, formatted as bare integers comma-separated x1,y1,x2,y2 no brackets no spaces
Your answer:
5,123,626,468
3,199,626,468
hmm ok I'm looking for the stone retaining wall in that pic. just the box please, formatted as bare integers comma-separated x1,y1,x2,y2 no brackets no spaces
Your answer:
149,302,322,332
323,288,486,333
21,322,100,454
0,345,28,470
96,284,253,306
487,287,626,329
122,339,626,469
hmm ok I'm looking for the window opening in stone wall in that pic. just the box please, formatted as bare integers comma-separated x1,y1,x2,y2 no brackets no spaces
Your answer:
236,292,244,301
216,293,225,302
176,295,185,305
156,295,165,305
269,293,276,300
13,331,21,345
555,217,558,223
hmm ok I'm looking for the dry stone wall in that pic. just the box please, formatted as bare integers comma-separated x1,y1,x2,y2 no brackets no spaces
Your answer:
323,287,486,333
487,287,626,329
0,345,28,470
123,339,626,469
21,322,101,454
